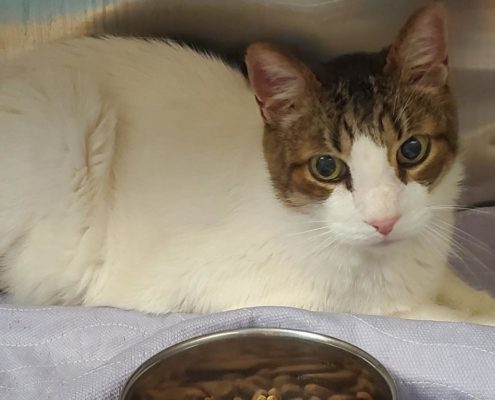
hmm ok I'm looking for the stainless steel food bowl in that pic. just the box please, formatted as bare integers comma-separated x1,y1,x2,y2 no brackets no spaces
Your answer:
120,328,397,400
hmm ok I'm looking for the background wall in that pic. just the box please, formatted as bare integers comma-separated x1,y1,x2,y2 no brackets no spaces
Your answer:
1,0,494,134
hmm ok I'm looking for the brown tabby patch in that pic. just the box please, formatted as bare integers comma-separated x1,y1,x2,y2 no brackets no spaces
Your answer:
261,50,457,207
254,6,458,206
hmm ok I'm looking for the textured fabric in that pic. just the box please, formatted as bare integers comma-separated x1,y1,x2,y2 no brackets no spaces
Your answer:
0,304,495,400
0,213,494,400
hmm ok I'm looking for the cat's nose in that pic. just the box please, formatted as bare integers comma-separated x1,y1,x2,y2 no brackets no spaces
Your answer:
367,217,399,236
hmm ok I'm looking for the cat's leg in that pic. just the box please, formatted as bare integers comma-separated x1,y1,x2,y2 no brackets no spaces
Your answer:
437,269,495,325
392,270,495,325
396,303,469,323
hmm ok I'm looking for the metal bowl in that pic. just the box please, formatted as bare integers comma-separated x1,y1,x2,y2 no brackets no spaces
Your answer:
120,328,397,400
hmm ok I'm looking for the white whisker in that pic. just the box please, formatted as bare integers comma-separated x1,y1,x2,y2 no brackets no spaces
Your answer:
296,220,329,225
429,221,495,276
435,218,494,255
429,205,495,216
422,227,479,283
421,224,480,281
284,226,328,238
418,228,450,261
297,229,333,246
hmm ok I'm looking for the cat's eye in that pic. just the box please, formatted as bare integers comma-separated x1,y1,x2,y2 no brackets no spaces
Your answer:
309,155,346,182
397,135,430,166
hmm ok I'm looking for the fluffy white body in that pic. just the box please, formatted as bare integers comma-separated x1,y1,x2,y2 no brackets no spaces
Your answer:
0,37,492,321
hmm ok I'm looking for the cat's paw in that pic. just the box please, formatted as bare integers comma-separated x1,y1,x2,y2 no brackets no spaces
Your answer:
396,304,468,323
467,313,495,327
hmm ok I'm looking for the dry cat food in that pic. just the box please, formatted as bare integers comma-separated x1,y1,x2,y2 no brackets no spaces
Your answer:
136,359,381,400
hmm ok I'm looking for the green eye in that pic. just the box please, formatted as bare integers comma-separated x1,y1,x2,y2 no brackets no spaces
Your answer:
309,155,346,182
397,135,430,166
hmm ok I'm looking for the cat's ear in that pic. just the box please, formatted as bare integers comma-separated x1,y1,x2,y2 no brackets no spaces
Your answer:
245,43,318,126
385,3,448,89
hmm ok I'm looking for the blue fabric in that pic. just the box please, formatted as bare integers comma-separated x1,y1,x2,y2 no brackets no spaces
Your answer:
0,304,494,400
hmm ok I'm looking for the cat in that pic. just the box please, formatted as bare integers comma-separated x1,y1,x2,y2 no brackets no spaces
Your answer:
0,3,494,324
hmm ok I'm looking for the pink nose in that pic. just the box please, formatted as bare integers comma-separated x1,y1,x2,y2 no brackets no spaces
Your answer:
368,217,399,236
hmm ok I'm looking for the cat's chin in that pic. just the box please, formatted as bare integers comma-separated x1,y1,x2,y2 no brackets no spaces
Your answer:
338,235,409,253
373,237,401,247
360,236,409,253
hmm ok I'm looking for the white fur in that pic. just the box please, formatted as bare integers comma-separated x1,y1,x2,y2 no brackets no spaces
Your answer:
0,37,492,322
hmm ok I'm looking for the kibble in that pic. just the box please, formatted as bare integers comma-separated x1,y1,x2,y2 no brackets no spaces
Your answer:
304,383,334,398
328,395,355,400
272,374,293,388
251,389,268,400
356,392,374,400
136,358,381,400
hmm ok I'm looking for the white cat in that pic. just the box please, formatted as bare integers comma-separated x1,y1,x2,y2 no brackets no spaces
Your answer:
0,4,494,323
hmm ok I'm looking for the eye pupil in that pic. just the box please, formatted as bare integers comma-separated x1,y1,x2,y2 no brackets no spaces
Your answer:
309,154,345,182
315,155,336,177
401,138,422,160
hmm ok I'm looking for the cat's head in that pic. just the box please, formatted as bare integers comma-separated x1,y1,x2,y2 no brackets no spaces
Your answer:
245,3,461,249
